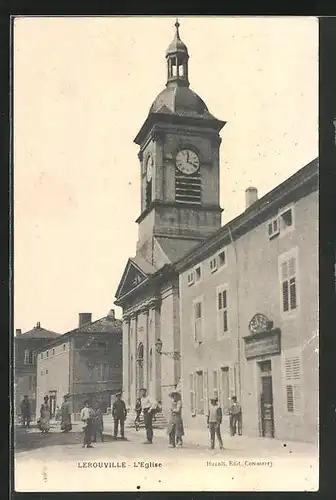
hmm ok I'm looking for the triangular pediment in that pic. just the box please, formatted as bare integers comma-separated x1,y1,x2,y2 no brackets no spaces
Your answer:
115,259,148,300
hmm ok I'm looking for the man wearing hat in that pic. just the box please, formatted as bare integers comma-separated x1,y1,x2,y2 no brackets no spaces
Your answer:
207,395,224,450
112,392,127,439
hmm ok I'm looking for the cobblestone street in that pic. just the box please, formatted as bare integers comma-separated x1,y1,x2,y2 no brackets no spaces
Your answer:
14,422,318,492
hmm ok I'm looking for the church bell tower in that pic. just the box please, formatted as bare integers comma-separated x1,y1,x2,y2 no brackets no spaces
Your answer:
134,20,226,267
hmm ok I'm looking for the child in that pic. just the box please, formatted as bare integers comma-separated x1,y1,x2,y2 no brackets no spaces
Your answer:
207,396,224,450
134,398,142,431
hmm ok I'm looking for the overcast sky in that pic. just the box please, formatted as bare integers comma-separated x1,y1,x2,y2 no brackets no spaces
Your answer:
14,16,318,334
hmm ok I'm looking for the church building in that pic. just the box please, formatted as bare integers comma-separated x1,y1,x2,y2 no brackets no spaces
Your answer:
115,21,318,442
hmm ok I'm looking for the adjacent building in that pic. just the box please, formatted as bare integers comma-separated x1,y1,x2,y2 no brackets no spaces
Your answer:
36,309,122,416
14,322,61,418
114,21,318,442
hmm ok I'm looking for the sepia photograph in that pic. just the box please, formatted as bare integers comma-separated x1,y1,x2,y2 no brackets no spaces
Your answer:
13,15,318,492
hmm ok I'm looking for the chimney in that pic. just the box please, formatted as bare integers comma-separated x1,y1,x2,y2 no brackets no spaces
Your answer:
79,313,92,328
245,187,258,209
36,322,41,329
16,329,22,337
107,309,115,320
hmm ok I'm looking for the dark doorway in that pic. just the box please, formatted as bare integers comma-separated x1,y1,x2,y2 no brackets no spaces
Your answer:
258,360,275,438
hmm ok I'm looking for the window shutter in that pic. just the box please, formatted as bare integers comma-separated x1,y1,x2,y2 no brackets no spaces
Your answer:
190,373,196,414
284,355,301,414
203,369,209,415
217,368,222,409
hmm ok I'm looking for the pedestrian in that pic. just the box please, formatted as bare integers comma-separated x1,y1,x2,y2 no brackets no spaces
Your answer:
134,398,142,431
60,394,72,433
139,388,158,444
167,392,184,448
207,395,224,450
55,405,61,421
92,402,104,443
20,395,31,428
80,400,94,448
38,395,51,434
229,396,242,436
112,392,127,439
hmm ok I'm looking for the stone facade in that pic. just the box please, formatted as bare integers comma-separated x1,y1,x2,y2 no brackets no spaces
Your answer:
36,311,122,416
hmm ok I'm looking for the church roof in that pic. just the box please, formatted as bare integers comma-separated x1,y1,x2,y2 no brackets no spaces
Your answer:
155,237,203,264
149,84,216,119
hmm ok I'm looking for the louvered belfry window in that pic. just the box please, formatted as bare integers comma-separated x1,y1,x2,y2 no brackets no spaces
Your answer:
175,168,201,204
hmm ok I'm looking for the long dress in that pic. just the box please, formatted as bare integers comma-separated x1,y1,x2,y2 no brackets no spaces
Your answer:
60,401,72,432
39,403,51,432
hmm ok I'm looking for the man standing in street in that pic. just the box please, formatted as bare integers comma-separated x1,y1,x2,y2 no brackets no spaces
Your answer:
207,395,224,450
229,396,242,436
80,400,94,448
140,388,158,444
112,392,127,439
20,395,31,428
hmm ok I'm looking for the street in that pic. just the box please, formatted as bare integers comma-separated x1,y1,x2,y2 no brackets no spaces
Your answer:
14,423,319,492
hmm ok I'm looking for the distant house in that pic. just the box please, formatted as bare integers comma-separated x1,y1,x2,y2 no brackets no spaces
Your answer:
14,322,61,418
36,309,122,416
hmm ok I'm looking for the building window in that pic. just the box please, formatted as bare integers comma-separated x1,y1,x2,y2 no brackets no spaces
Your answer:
280,208,293,229
189,373,196,414
46,369,48,374
196,371,204,414
189,371,205,415
284,352,302,415
52,348,55,355
46,351,49,358
218,250,226,267
41,353,43,359
195,266,202,282
268,217,280,239
29,376,32,391
210,257,217,273
219,367,230,412
193,299,203,343
24,350,33,365
217,287,228,336
63,344,66,351
187,271,195,286
279,253,298,313
269,206,294,239
213,370,219,398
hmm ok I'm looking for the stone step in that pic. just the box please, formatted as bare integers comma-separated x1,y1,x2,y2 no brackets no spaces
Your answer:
103,411,168,430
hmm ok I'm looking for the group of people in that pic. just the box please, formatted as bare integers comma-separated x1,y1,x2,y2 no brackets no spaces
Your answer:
108,388,242,450
20,389,242,450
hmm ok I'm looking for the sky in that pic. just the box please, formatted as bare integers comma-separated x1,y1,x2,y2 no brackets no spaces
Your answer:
14,16,318,334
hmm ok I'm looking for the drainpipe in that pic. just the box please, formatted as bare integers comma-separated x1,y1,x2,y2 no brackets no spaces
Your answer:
228,225,242,404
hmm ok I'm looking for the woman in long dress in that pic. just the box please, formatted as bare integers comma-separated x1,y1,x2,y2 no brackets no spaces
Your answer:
167,392,184,448
60,394,72,433
39,395,51,433
92,403,104,442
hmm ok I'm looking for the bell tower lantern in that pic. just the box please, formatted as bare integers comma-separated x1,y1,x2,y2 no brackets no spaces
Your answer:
166,20,190,87
133,20,226,268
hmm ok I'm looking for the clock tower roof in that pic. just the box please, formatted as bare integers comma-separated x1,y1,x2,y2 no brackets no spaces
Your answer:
149,84,214,119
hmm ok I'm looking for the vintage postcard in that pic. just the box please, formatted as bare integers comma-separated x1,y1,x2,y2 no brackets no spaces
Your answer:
13,16,319,492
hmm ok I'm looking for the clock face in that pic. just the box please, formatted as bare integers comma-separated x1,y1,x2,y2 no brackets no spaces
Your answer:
146,155,153,182
176,149,200,175
249,314,271,334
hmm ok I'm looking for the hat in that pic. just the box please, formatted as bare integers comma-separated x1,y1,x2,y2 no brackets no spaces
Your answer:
84,399,90,405
210,395,218,402
115,392,122,397
169,391,181,398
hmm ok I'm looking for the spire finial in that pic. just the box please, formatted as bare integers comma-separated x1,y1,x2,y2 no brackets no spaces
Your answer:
175,18,180,38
